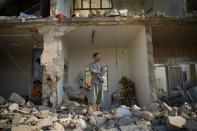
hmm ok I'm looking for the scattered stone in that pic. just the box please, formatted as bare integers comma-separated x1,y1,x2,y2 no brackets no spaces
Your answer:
132,105,141,111
105,9,119,17
40,110,50,118
37,117,53,129
52,122,65,131
0,119,9,124
160,102,173,112
166,116,186,130
9,103,19,111
75,118,87,129
15,108,31,115
25,116,39,124
116,105,132,117
0,96,5,105
119,9,128,16
9,92,25,105
12,114,26,125
140,111,155,121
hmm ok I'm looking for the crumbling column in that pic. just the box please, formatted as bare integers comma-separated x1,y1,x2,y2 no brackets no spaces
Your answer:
39,26,66,108
145,26,157,102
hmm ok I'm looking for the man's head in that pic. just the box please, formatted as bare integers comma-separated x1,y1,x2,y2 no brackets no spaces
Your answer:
93,52,101,62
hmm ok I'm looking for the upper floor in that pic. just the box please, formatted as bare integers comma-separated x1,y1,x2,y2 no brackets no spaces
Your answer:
0,0,196,19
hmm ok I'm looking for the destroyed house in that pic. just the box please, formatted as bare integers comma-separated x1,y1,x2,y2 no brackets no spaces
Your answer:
0,0,197,109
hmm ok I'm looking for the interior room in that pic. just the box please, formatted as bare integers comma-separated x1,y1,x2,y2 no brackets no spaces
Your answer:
61,25,151,107
0,28,43,103
152,25,197,103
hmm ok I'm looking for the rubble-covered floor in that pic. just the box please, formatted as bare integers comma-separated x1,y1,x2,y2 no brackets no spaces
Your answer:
0,92,197,131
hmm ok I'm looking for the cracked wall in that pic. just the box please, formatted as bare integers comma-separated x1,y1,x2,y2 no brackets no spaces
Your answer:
39,26,66,107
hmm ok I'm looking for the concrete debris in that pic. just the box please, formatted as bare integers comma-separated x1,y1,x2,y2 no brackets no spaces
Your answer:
105,9,119,17
166,116,186,130
0,96,5,105
9,103,19,111
9,92,25,105
24,116,39,124
116,105,132,117
119,9,128,17
52,122,65,131
12,114,26,125
75,118,87,129
139,111,155,121
160,102,173,112
0,93,197,131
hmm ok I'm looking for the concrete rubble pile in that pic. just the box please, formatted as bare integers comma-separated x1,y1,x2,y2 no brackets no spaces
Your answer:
0,92,196,131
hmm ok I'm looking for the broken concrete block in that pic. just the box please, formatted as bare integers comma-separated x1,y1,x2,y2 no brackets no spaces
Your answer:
0,96,5,105
12,114,26,125
119,9,128,16
0,119,9,125
37,117,53,129
140,111,155,121
9,103,19,111
40,110,50,118
75,118,87,129
116,105,132,117
166,116,186,130
131,105,142,116
52,122,65,131
184,120,197,131
15,108,31,115
105,9,119,17
9,92,25,105
25,116,39,124
160,102,173,112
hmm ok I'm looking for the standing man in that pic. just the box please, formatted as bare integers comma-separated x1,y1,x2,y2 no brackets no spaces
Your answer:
87,52,104,112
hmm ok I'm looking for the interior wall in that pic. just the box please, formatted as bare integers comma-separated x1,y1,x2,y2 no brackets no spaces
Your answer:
128,26,150,107
0,54,32,98
68,48,129,107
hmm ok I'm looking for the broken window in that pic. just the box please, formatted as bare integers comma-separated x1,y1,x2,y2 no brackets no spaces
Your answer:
73,0,113,10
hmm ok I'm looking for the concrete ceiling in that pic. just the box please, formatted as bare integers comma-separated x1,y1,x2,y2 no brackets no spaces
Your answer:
152,25,197,46
0,28,43,56
64,25,143,49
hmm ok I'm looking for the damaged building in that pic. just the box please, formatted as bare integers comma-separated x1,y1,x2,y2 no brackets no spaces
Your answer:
0,0,197,131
